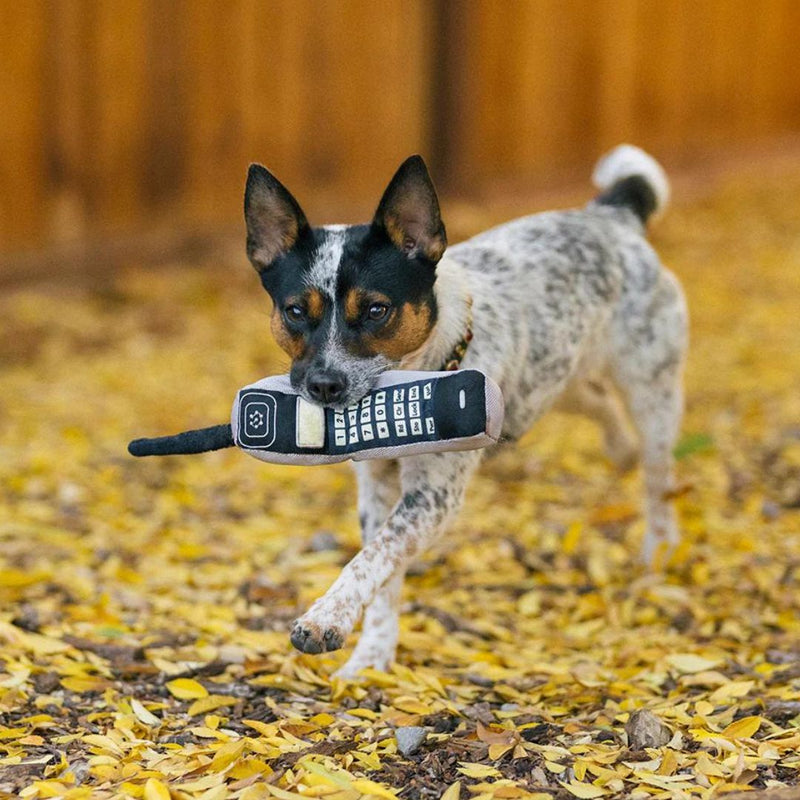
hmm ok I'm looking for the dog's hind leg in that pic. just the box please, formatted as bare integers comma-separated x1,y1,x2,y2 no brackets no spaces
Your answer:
556,376,639,471
612,269,688,565
336,460,403,678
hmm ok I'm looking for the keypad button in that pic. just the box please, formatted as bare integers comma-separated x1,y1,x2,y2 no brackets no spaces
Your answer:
361,425,374,441
410,418,422,435
375,391,386,404
335,430,347,446
409,385,419,400
375,405,386,421
425,417,435,435
395,420,407,437
362,394,371,407
334,412,345,428
393,403,405,419
377,421,390,438
360,407,371,423
393,388,404,402
409,400,420,417
348,409,358,426
423,382,432,399
349,428,359,444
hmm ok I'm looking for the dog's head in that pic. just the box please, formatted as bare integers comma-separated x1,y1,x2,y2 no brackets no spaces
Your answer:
244,156,446,408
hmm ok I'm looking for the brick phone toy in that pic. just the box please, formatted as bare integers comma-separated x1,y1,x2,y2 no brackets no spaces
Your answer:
128,370,504,465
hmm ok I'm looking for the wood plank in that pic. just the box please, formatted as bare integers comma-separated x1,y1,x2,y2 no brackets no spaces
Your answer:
42,0,91,244
182,0,249,226
141,0,189,212
84,0,149,230
0,2,46,251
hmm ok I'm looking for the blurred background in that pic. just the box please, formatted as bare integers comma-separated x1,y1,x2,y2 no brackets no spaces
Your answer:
3,0,800,282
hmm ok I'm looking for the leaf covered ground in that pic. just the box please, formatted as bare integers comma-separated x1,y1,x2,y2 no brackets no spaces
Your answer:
1,169,800,800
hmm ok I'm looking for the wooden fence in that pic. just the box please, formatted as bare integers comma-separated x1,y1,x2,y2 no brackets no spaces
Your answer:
3,0,800,266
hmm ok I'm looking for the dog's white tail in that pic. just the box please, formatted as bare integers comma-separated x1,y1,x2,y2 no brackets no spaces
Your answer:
592,144,670,224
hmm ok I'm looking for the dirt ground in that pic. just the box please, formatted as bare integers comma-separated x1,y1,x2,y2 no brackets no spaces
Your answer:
1,168,799,799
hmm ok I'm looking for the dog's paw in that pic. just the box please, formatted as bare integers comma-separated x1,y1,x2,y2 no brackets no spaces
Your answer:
290,620,345,654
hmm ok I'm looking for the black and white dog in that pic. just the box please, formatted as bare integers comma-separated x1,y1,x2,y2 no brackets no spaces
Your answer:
244,145,688,677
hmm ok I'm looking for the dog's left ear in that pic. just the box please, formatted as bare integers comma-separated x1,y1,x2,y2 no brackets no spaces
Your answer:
373,155,447,264
244,163,310,273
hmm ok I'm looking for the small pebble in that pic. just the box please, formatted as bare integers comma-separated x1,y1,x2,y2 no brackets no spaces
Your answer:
69,760,90,785
762,499,781,521
625,709,671,750
395,725,427,756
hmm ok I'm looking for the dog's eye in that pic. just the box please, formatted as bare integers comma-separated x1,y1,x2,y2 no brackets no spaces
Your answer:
367,303,390,322
284,304,306,323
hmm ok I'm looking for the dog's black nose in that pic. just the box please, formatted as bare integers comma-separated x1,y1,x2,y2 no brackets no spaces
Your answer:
306,371,348,405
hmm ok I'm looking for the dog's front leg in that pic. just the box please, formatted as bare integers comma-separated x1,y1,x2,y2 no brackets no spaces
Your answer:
291,450,482,657
336,460,403,678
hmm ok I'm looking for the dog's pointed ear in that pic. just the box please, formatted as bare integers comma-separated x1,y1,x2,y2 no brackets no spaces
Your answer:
372,155,447,264
244,164,310,272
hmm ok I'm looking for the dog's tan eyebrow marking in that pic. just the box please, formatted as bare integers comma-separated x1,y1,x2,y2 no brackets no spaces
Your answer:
364,300,433,360
305,288,325,322
344,288,364,324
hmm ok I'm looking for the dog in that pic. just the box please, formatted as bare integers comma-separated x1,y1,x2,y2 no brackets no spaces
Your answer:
243,145,688,677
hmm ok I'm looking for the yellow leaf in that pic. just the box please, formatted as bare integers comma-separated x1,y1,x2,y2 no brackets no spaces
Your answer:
694,700,715,717
559,782,608,798
658,748,678,776
350,779,399,799
665,654,723,674
242,719,277,737
209,739,246,772
166,678,208,700
131,698,161,727
144,778,171,800
440,782,461,800
392,696,431,714
187,694,237,716
709,680,755,704
264,786,306,800
721,716,762,740
60,675,111,693
562,521,583,554
297,759,352,789
488,743,515,760
457,762,502,778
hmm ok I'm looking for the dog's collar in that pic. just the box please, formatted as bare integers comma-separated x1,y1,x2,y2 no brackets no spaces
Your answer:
441,296,474,371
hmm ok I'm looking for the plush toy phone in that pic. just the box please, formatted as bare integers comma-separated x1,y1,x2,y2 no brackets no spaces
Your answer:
128,369,504,465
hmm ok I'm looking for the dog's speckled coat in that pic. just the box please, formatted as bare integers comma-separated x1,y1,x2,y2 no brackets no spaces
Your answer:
245,146,688,677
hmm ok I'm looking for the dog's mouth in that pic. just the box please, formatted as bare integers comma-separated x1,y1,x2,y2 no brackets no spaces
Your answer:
293,377,376,412
292,356,392,411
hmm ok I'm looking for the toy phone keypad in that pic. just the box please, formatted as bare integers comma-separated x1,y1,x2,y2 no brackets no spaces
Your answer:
329,378,439,453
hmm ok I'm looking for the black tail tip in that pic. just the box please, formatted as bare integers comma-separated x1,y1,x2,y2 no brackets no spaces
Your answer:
128,438,153,457
596,175,658,224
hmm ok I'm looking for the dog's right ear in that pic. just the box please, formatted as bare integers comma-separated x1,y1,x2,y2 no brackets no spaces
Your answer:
244,164,310,272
